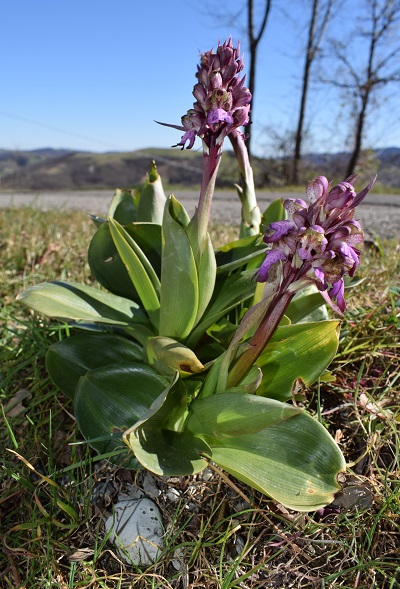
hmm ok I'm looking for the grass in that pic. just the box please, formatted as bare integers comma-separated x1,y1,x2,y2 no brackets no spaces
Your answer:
1,207,399,588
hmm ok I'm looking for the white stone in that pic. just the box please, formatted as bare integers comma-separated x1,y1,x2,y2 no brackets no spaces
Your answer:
104,498,164,565
165,488,181,503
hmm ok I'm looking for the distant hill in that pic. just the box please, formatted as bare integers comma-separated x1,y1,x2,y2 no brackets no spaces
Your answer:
0,148,205,191
0,146,399,190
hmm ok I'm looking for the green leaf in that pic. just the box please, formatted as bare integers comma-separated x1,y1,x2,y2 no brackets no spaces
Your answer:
88,222,162,300
205,407,345,511
186,270,256,349
187,393,300,438
195,233,217,325
187,392,344,511
286,286,328,323
206,319,237,348
257,320,340,400
224,365,262,394
46,333,143,400
124,377,209,476
74,362,170,468
159,196,199,339
137,161,167,224
215,235,265,275
108,218,160,328
108,188,139,224
166,193,191,228
262,198,287,226
17,281,149,326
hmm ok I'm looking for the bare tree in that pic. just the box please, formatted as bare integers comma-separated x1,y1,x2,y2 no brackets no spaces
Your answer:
327,0,400,177
203,1,272,161
246,0,272,160
291,0,335,183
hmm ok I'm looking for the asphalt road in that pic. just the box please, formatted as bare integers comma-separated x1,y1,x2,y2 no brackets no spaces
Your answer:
1,189,399,238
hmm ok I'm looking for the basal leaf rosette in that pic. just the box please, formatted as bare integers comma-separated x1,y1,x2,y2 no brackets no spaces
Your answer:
124,385,345,512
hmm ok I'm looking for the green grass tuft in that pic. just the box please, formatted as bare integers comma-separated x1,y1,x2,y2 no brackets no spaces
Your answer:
1,207,399,588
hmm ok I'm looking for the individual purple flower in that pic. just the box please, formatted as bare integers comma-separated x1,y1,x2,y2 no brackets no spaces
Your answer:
328,279,346,312
257,249,288,282
256,175,376,315
157,38,251,151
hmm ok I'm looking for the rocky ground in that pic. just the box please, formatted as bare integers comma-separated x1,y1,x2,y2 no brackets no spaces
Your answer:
1,189,399,239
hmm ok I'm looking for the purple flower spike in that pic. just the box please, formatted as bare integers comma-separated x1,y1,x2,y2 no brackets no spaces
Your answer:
157,37,251,151
256,174,375,316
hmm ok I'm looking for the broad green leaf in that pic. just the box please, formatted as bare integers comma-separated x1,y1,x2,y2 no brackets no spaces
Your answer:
262,198,287,226
109,218,160,328
126,427,209,476
88,222,162,300
108,188,139,224
17,281,149,326
257,320,340,400
124,377,209,476
206,408,345,511
159,197,199,339
137,161,167,224
74,362,170,469
286,285,328,323
186,270,256,349
88,222,138,300
46,333,143,400
215,235,265,275
187,393,300,438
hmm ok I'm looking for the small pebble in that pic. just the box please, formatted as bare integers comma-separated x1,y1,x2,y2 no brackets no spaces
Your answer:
104,498,164,565
201,468,213,482
171,547,186,571
166,488,181,503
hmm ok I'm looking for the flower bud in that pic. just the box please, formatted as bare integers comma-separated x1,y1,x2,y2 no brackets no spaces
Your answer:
325,181,356,211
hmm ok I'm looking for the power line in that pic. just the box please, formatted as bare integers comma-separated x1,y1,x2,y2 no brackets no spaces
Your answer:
0,110,204,175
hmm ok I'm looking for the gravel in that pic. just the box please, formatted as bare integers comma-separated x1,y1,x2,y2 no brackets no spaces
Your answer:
1,189,399,239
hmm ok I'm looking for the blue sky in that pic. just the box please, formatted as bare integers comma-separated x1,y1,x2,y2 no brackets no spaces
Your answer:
1,0,399,155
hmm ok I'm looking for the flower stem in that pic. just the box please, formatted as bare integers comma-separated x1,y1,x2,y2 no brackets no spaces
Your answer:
226,289,295,388
195,141,221,255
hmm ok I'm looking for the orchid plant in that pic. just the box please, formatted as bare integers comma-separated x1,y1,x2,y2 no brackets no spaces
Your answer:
18,39,375,511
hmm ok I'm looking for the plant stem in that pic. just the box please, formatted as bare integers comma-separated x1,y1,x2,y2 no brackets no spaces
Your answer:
196,142,221,251
226,289,295,388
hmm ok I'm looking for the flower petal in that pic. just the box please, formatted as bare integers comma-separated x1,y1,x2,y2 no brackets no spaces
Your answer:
256,249,287,282
263,220,295,243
